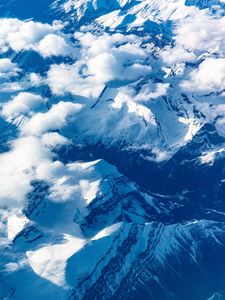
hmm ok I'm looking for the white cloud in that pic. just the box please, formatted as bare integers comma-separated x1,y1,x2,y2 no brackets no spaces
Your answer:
161,46,197,66
0,136,51,208
47,32,151,98
0,135,71,208
0,134,101,208
0,58,20,86
28,73,43,86
86,39,151,84
0,58,19,74
41,132,70,148
36,160,83,203
47,63,104,98
40,160,104,205
0,18,63,52
87,52,151,83
37,34,75,58
0,97,88,209
174,9,225,55
5,259,28,273
161,8,225,65
4,7,225,212
22,101,83,136
88,52,123,83
181,58,225,92
1,92,46,119
0,18,76,58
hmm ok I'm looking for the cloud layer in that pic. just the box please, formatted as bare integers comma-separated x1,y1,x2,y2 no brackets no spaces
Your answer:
1,3,225,210
0,18,75,58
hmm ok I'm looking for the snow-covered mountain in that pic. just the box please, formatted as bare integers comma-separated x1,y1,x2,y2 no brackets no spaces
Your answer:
1,1,225,299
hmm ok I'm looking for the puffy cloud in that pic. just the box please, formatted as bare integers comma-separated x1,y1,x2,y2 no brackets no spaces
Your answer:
74,31,137,53
4,259,28,273
83,33,152,84
35,160,81,203
47,32,151,97
181,58,225,92
0,136,65,208
0,58,20,86
161,46,197,66
0,71,44,95
22,101,83,136
0,18,76,58
37,160,103,205
88,52,122,83
0,58,19,74
87,52,151,83
161,8,225,65
37,34,75,58
41,132,70,148
0,131,101,208
0,132,103,209
0,18,63,52
174,9,225,55
28,73,43,86
0,136,51,208
0,94,85,208
159,5,225,106
47,63,104,98
1,92,46,119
